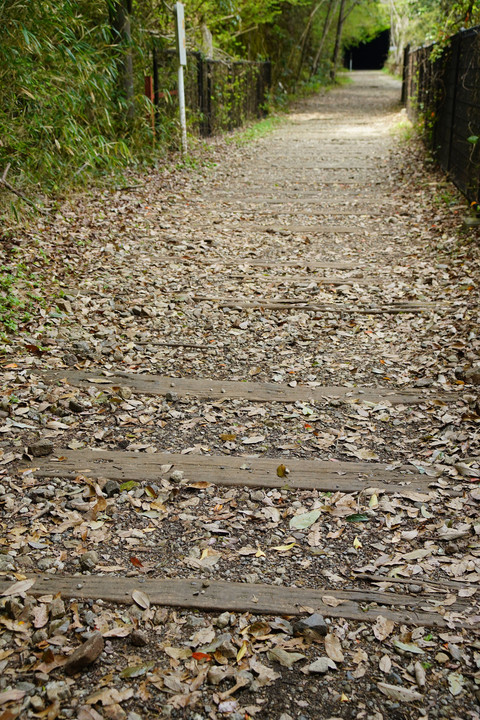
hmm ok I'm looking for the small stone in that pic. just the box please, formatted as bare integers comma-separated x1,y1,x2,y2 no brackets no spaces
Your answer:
49,617,69,636
408,584,422,594
80,551,99,571
0,555,15,571
50,597,66,619
64,631,104,675
16,682,36,694
306,657,337,674
130,629,148,647
215,611,231,629
28,440,54,457
216,637,237,659
32,629,49,644
68,399,85,413
30,696,45,711
435,652,449,664
170,470,184,482
293,613,328,641
131,305,148,317
465,365,480,385
5,598,23,619
46,680,71,701
63,353,78,366
103,479,120,497
127,712,143,720
119,386,133,400
73,341,91,357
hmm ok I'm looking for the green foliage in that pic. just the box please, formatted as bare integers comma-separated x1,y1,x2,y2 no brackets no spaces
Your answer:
0,0,392,218
0,0,158,213
343,1,389,48
0,262,34,337
395,0,480,45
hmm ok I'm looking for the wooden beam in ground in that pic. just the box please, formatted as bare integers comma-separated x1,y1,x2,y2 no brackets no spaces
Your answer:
238,224,365,234
23,449,434,494
0,575,471,628
155,256,358,270
192,296,436,315
225,276,369,286
42,369,457,405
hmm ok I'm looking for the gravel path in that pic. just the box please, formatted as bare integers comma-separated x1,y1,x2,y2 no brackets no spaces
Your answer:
1,71,480,720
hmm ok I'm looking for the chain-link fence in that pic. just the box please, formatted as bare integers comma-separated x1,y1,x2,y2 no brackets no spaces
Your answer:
151,47,271,137
403,27,480,204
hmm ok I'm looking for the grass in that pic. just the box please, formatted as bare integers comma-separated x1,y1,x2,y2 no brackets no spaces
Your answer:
390,115,415,143
230,115,286,146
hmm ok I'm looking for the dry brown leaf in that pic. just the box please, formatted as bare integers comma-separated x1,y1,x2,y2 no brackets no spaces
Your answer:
131,589,151,610
373,615,395,641
324,633,344,663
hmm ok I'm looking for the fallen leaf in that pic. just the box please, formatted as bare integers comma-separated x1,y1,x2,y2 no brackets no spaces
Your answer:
379,655,391,674
393,639,424,655
242,435,265,445
120,661,155,679
131,589,150,610
324,633,344,662
267,648,305,667
290,509,321,530
192,652,212,661
321,595,344,608
1,578,36,597
448,673,464,696
272,542,296,552
373,616,395,641
377,682,423,703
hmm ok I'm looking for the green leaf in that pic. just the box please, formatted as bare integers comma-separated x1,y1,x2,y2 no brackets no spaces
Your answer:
393,640,424,655
467,135,479,144
345,513,370,523
119,661,155,679
119,480,139,491
289,509,321,530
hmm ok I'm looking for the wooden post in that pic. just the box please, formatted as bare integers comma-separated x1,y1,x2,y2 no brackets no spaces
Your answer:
144,76,155,136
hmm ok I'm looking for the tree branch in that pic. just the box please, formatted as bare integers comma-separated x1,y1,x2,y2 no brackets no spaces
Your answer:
0,165,49,215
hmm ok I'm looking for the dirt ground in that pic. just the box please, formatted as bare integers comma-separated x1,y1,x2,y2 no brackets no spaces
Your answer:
0,71,480,720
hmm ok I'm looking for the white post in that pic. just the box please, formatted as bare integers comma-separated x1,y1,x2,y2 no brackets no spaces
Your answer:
178,64,187,155
174,3,187,157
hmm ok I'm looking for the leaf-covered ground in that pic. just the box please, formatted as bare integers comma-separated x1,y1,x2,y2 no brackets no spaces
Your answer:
0,71,480,720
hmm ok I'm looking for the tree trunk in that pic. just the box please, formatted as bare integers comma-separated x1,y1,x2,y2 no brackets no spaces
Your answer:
330,0,346,81
311,0,337,77
295,1,326,85
108,0,134,124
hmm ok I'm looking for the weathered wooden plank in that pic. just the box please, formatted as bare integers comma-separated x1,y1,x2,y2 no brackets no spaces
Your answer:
23,449,433,494
192,296,436,315
226,275,369,286
42,369,454,405
240,224,365,234
0,575,469,628
156,256,358,270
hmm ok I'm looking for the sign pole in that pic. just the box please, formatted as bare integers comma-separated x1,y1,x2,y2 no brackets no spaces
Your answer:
174,3,187,156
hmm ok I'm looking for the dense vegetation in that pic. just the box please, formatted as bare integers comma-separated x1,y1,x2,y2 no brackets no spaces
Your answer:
0,0,479,216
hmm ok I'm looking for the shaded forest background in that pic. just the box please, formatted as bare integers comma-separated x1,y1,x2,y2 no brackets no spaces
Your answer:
0,0,479,215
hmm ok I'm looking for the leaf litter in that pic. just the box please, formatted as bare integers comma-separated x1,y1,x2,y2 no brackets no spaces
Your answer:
1,73,480,718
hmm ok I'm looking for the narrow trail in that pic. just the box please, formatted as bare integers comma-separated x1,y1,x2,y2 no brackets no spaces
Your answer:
1,72,480,719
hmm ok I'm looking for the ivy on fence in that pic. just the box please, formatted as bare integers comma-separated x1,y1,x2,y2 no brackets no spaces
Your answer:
403,27,480,204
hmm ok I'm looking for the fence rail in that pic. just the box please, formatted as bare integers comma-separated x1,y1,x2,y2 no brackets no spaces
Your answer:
150,47,271,137
403,27,480,204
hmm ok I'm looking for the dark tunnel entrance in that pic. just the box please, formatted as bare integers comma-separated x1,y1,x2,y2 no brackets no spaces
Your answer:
344,29,390,70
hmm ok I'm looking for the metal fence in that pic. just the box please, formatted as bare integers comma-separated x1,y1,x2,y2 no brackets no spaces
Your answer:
403,27,480,204
151,47,271,137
